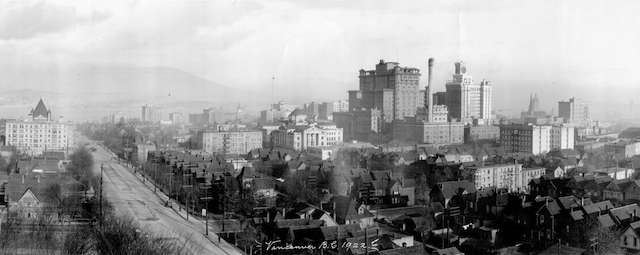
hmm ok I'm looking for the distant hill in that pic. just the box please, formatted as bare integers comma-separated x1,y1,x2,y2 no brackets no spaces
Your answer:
0,64,268,120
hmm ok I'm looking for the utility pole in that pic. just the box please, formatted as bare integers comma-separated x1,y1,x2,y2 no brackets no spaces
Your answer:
100,163,104,227
200,183,213,236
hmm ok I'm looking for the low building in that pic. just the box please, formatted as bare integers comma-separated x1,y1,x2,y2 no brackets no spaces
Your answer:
271,124,343,151
521,168,546,192
333,109,383,143
471,163,539,192
464,124,499,143
605,141,640,159
202,129,262,155
593,167,635,180
392,118,464,145
621,221,640,251
136,142,156,164
500,124,551,155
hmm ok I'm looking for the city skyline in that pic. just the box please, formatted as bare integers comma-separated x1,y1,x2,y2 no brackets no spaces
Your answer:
0,0,639,121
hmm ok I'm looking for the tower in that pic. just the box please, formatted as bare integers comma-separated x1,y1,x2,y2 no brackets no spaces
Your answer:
426,58,434,122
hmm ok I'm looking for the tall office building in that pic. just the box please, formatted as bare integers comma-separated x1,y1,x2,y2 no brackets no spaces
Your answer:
558,97,589,125
5,99,73,156
550,125,575,150
445,62,492,123
141,104,162,123
356,60,422,123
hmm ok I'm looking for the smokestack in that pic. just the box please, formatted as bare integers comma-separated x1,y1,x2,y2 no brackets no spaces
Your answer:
427,58,434,122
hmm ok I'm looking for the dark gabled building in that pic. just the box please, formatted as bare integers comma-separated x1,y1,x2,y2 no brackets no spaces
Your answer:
528,177,572,198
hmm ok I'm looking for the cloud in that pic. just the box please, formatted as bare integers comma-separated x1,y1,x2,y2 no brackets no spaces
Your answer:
0,1,109,40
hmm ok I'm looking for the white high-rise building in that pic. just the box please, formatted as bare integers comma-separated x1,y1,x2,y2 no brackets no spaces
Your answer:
445,62,492,123
4,99,74,156
550,125,575,150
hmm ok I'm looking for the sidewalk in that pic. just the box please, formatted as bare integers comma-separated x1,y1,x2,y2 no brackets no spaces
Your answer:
112,162,241,253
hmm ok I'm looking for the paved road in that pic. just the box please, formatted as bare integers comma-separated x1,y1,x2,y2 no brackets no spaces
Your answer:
87,141,244,255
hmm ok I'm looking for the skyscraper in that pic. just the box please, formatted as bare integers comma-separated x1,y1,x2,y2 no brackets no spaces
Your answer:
445,61,492,123
558,97,589,125
357,59,422,123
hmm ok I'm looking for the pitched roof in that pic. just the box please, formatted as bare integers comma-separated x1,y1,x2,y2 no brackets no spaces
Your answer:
598,214,615,228
320,224,361,240
583,200,614,214
437,181,476,199
610,204,640,223
30,99,50,119
557,196,582,210
570,210,584,221
538,199,561,216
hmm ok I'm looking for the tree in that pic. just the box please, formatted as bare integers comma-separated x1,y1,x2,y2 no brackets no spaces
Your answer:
67,146,95,186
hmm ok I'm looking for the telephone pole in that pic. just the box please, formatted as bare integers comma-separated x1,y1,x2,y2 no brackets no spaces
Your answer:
100,163,104,227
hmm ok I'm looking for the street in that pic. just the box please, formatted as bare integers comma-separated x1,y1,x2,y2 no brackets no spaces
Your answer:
88,141,244,255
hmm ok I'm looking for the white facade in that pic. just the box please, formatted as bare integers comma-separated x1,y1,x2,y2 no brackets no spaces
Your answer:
500,124,552,155
202,131,262,155
445,62,493,123
473,164,523,191
522,168,546,191
332,100,349,113
550,125,575,150
5,121,73,156
473,164,541,192
271,124,343,151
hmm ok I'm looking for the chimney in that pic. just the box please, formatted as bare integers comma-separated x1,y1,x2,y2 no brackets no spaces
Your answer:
581,197,584,206
427,58,434,122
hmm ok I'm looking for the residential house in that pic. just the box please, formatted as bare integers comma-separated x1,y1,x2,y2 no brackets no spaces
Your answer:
603,179,634,201
610,204,640,227
430,181,476,208
593,167,635,180
621,220,640,251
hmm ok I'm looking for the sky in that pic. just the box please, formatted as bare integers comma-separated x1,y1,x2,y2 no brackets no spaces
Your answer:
1,0,640,120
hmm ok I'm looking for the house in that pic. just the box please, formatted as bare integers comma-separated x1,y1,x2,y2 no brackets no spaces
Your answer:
319,224,361,242
621,220,640,251
610,204,640,227
331,196,375,228
582,200,614,218
390,177,416,206
603,179,633,201
535,198,562,241
6,173,84,220
528,177,572,198
274,218,324,241
13,188,60,220
593,167,635,180
430,181,476,208
554,167,566,178
290,205,338,227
